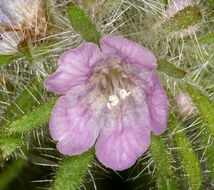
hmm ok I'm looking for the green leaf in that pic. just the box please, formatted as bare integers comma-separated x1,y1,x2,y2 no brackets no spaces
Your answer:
150,134,173,179
0,79,43,128
0,54,19,67
185,83,214,137
0,79,43,158
168,113,202,190
157,59,186,79
68,4,101,45
0,157,25,190
205,139,214,180
7,97,58,132
150,134,177,189
157,173,177,190
53,149,94,190
0,134,22,159
196,123,214,181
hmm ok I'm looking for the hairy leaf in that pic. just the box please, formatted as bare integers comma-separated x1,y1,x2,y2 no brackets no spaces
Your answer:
53,149,94,190
0,79,43,158
7,98,57,132
185,83,214,137
168,113,202,190
150,134,177,189
157,59,186,79
68,4,101,45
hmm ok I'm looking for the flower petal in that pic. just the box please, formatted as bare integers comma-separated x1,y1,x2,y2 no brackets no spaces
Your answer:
100,35,157,70
45,43,102,95
95,91,151,170
50,96,100,155
96,124,151,171
139,72,168,135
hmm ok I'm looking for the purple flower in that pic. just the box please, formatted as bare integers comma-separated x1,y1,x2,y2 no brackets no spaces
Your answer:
46,36,168,170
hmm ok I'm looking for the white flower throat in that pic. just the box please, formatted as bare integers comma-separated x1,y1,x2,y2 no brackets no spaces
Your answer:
107,89,130,109
99,64,131,110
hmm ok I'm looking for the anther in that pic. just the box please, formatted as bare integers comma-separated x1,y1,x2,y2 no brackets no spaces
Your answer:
119,89,130,99
109,95,119,106
107,95,119,110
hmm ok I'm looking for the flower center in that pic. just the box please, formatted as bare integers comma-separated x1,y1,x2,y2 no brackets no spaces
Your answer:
99,64,131,110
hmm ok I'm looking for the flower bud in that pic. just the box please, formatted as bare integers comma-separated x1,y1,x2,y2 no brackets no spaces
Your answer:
163,0,203,37
175,92,198,117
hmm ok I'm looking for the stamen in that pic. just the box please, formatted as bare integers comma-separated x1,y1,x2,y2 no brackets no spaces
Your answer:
102,68,108,74
99,63,131,110
118,72,128,89
109,95,119,106
119,89,130,99
110,68,120,93
107,95,119,110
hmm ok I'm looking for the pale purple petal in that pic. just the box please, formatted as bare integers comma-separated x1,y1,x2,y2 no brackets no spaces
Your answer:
100,36,157,70
46,43,102,95
45,70,88,95
50,96,100,155
138,72,168,135
95,91,151,170
96,124,151,171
